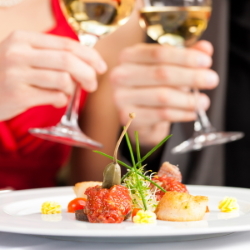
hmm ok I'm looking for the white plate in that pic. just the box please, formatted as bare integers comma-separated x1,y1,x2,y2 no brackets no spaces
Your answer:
0,185,250,242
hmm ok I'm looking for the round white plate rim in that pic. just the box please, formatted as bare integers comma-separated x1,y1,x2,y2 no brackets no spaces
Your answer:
1,185,250,238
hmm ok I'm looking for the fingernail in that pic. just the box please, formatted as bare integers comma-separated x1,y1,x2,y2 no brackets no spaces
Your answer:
198,55,211,67
199,96,210,110
206,72,219,87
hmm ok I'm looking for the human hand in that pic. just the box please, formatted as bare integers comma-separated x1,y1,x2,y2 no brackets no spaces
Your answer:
110,40,219,147
0,31,107,121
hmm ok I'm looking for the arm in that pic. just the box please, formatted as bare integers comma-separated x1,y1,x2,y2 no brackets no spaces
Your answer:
69,10,145,183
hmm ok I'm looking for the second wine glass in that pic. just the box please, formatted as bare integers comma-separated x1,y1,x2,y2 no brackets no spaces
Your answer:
139,0,244,154
29,0,135,149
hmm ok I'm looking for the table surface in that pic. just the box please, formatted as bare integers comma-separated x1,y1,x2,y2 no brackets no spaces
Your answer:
1,231,250,250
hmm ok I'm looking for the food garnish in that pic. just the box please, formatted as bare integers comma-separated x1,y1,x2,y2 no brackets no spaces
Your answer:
67,197,87,213
102,113,135,189
133,210,157,224
122,131,158,211
41,201,61,214
218,197,239,213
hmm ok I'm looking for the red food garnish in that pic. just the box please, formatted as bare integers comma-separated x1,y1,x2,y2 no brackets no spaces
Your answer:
67,197,87,213
84,185,132,223
132,208,141,218
152,175,188,201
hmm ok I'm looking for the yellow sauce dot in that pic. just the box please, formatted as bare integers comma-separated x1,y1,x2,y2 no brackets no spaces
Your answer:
218,197,239,213
41,201,62,214
133,210,156,224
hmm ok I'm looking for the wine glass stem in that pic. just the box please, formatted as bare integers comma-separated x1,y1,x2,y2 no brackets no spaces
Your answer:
61,84,81,127
60,34,98,128
193,88,215,134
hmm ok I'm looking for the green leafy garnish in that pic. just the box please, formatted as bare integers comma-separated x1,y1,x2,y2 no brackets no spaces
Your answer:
93,151,166,193
123,131,148,211
135,134,172,168
94,133,171,189
135,132,142,168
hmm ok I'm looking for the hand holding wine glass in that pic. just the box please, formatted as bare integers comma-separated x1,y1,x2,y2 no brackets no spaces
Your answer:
138,0,244,154
29,0,135,149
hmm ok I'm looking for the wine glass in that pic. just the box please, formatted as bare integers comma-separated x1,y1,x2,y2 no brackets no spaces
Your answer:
29,0,135,149
139,0,244,154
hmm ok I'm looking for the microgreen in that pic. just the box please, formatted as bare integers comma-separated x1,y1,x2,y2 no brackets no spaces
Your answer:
124,131,148,210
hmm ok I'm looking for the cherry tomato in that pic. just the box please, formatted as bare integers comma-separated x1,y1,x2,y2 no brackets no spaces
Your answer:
67,198,87,213
132,208,141,218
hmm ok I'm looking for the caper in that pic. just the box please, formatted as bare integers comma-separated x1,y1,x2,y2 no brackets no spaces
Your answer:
101,113,136,189
102,162,121,189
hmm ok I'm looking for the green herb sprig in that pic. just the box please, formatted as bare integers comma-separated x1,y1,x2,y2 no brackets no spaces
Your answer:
135,134,172,168
94,133,172,193
94,150,165,192
124,131,148,210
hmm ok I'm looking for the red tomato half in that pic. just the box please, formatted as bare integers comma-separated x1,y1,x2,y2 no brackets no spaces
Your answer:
67,198,87,213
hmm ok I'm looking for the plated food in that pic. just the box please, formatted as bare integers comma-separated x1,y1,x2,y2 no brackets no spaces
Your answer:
66,113,210,224
42,113,239,224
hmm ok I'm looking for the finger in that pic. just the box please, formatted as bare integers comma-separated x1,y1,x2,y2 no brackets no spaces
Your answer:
191,40,214,56
8,31,107,74
114,87,210,111
119,106,196,126
111,64,219,89
27,69,75,95
119,43,212,68
29,50,98,92
19,86,68,109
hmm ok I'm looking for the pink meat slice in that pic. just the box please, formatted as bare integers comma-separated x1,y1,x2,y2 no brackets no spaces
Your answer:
157,162,182,182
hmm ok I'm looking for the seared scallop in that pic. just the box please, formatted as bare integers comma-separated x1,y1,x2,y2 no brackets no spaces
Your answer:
155,191,208,222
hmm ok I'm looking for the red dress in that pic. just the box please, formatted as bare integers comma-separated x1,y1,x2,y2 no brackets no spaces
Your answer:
0,0,87,190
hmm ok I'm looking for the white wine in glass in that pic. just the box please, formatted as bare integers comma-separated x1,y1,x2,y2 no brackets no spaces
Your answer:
29,0,135,149
140,5,211,47
139,0,244,154
61,0,134,43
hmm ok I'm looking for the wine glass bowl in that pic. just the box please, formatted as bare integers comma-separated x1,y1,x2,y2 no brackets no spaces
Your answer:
29,0,135,149
29,118,103,149
139,0,211,48
171,131,244,154
61,0,134,39
139,0,244,154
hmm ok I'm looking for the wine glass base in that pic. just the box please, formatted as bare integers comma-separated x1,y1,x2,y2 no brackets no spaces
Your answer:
29,125,103,150
171,131,244,154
